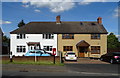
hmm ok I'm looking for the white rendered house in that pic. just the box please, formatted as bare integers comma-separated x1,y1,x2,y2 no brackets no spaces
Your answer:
10,15,62,56
10,34,58,56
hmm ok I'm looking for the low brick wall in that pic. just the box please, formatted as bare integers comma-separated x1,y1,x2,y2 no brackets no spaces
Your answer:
2,56,60,62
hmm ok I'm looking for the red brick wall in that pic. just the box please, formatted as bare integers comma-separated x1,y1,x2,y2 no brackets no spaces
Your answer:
2,56,60,62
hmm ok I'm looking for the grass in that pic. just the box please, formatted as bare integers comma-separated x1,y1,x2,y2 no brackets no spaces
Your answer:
2,60,64,66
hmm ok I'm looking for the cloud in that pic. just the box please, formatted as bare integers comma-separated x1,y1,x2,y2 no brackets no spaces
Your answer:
22,0,117,13
22,0,75,13
81,0,107,2
79,0,107,5
0,20,12,24
114,7,120,17
34,9,41,12
22,4,29,8
79,2,90,5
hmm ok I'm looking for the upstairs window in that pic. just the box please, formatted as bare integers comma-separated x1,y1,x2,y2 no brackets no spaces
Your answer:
43,34,54,39
17,46,26,53
91,46,100,54
62,34,74,39
91,34,100,39
17,34,26,39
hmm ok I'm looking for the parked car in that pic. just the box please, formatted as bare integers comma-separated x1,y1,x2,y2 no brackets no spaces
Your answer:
64,52,77,61
25,50,51,56
100,52,120,64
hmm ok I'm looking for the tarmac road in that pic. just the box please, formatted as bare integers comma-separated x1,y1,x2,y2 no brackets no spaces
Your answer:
2,63,120,77
1,58,120,77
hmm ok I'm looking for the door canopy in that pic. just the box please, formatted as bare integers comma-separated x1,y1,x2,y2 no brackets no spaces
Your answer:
27,42,40,46
76,40,90,47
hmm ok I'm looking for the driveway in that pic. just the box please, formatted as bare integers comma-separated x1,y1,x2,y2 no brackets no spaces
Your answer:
64,58,110,64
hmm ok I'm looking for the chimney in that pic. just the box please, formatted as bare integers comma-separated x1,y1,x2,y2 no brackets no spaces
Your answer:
97,17,102,24
56,15,61,24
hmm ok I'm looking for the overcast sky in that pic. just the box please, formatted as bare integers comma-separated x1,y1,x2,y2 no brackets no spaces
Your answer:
0,0,119,38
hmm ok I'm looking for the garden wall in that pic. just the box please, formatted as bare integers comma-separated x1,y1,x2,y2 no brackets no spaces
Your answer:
2,56,60,62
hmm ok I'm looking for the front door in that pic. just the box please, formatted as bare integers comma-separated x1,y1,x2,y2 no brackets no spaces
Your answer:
79,47,87,57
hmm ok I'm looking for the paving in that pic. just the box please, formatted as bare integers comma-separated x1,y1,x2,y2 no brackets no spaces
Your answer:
64,58,110,64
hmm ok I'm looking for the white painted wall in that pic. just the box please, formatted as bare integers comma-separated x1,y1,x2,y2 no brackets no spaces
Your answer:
10,34,58,56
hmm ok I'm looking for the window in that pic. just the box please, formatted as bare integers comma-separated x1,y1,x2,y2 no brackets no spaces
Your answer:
17,34,26,39
63,46,73,51
17,46,26,53
43,46,53,51
91,46,100,54
62,34,74,39
43,34,54,39
91,34,100,39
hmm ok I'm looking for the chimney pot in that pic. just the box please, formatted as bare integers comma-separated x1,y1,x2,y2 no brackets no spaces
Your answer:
56,15,61,24
97,17,102,24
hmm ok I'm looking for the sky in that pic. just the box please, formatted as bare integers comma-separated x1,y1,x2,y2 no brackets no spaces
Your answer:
0,1,119,39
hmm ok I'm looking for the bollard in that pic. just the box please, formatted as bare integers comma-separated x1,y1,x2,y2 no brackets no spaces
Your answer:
10,51,13,62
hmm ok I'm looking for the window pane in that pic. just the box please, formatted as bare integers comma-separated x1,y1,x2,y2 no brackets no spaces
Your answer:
46,34,48,39
23,48,26,52
91,34,100,39
50,46,52,51
62,34,74,39
91,46,100,53
47,46,49,51
17,36,19,39
23,34,25,38
43,34,45,39
49,34,51,39
63,46,73,51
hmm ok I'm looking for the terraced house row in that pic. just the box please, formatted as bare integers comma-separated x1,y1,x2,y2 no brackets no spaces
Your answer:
10,16,107,58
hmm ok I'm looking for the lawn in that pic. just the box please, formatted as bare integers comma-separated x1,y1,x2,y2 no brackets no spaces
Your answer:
2,60,64,66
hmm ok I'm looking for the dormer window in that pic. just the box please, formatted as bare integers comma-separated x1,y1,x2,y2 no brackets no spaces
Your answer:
17,34,26,39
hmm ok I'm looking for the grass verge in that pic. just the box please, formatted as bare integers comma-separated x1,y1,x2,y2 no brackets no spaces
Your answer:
2,60,64,66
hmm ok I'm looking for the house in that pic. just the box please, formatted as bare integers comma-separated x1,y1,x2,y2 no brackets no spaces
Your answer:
0,27,2,55
10,16,107,58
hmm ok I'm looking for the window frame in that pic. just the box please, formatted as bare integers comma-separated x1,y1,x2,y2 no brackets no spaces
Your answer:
63,46,73,51
91,46,100,54
43,34,54,39
91,34,100,39
43,46,53,51
17,34,26,39
16,46,26,53
62,34,74,39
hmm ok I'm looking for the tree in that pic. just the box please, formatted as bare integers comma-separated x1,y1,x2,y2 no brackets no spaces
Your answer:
18,20,25,27
107,32,120,50
2,35,10,44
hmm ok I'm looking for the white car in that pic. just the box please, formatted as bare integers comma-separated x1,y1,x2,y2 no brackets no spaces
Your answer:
65,52,77,61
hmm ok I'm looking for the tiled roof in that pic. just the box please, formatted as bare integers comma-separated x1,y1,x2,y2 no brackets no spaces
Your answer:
10,21,107,34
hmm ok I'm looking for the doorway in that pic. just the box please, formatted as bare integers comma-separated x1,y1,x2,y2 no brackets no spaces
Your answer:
79,47,88,57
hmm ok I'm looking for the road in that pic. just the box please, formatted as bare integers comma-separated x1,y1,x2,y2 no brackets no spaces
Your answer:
1,63,120,77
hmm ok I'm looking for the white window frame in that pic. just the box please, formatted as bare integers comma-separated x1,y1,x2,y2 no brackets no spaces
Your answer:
16,46,26,53
43,34,54,39
43,46,53,51
17,34,26,39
